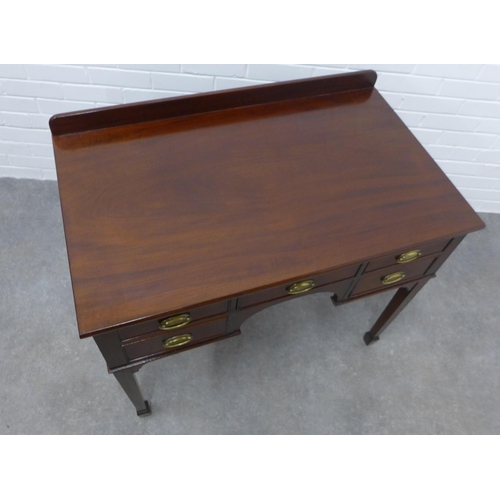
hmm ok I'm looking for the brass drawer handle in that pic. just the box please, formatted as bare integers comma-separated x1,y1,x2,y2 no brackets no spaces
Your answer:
287,279,315,295
396,249,422,264
381,271,406,285
159,313,191,331
163,333,192,349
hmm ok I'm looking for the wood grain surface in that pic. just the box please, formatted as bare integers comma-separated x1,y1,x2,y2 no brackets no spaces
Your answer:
49,70,378,135
51,72,485,337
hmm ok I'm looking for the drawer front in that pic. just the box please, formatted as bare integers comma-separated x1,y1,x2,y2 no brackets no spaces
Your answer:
236,278,353,325
352,254,438,297
237,264,359,309
364,239,450,273
123,317,228,361
117,301,228,341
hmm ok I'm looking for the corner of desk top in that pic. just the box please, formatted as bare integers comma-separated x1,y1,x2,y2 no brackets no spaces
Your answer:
473,214,487,232
48,70,378,137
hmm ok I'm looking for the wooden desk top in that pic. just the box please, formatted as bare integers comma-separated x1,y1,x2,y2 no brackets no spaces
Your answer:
50,71,484,337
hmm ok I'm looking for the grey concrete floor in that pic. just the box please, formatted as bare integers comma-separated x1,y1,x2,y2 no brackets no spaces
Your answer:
1,178,499,434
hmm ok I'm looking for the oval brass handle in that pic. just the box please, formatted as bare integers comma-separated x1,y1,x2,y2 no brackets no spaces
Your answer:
396,249,422,264
287,279,315,295
381,271,406,285
159,313,191,331
163,333,192,349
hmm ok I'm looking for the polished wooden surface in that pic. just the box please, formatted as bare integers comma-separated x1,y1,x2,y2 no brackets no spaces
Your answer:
117,300,228,341
49,71,377,135
123,316,229,361
352,253,438,296
364,238,450,272
237,264,359,309
51,71,485,338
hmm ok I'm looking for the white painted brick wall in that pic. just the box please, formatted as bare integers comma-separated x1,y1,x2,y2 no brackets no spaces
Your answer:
0,64,499,212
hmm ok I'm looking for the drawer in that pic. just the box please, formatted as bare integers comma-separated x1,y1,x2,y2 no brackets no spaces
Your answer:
236,278,353,325
237,264,359,309
351,254,438,297
364,239,450,273
123,317,228,361
117,300,228,341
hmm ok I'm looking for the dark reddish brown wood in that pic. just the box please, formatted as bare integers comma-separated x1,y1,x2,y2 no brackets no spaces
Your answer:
335,262,370,303
93,330,129,369
113,369,151,416
117,300,228,341
336,236,469,307
363,277,433,346
364,238,450,272
226,298,239,334
52,73,485,338
335,275,436,305
235,279,353,331
111,330,242,374
425,235,466,275
351,253,438,297
50,71,486,416
237,264,359,309
49,70,377,135
123,316,228,361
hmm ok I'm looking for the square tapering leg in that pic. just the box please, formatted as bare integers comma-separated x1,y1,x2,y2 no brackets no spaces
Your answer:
364,278,431,346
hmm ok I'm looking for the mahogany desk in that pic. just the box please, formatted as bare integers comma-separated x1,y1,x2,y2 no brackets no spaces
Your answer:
50,71,485,416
